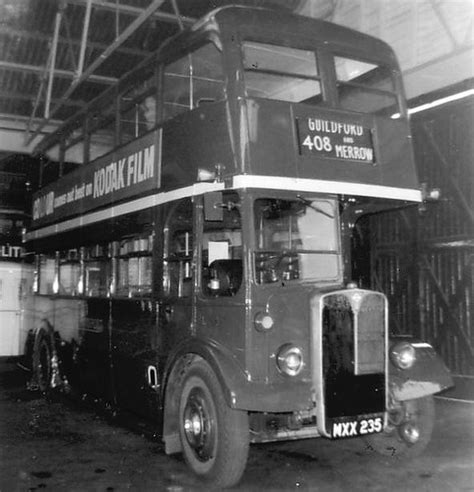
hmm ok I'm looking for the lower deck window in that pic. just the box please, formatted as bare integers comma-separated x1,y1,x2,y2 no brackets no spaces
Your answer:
115,235,153,297
38,254,55,295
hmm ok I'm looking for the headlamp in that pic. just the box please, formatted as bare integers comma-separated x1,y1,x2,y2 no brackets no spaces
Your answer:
276,344,304,376
390,341,416,370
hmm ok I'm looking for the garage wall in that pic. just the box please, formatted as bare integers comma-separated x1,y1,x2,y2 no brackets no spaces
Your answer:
367,84,474,379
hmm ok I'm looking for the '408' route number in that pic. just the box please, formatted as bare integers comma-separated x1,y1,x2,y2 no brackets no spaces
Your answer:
332,417,383,438
302,135,333,152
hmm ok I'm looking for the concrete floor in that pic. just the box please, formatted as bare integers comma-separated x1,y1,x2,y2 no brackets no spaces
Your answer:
0,359,473,491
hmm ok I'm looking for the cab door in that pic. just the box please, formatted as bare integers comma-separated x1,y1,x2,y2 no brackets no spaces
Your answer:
195,192,246,363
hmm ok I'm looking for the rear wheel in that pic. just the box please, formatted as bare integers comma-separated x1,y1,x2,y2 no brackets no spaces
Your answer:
178,359,249,488
35,331,53,393
365,395,435,458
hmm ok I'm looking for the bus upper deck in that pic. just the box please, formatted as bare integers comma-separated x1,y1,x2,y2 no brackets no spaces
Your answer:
28,6,420,240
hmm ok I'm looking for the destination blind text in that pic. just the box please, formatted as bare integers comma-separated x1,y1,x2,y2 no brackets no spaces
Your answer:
298,117,375,163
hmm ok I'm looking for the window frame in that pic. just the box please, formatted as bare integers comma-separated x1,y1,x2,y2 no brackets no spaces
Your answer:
241,40,323,105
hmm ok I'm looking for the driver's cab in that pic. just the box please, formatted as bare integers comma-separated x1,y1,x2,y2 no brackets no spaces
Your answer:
201,191,243,298
252,193,342,287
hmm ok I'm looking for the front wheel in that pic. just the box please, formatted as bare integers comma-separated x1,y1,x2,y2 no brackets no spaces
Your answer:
365,395,435,459
178,359,249,488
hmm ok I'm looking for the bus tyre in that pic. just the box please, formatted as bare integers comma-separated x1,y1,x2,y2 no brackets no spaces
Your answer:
34,330,54,394
178,359,249,488
364,395,435,458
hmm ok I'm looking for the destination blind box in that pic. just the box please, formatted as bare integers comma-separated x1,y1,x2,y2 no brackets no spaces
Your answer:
296,116,375,164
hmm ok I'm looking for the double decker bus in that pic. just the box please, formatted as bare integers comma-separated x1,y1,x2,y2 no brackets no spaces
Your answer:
25,6,452,488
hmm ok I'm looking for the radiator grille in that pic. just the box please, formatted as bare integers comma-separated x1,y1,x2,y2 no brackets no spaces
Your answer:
322,291,386,419
354,294,385,375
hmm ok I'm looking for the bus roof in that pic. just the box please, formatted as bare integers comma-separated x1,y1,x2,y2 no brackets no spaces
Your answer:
209,5,398,66
35,5,400,157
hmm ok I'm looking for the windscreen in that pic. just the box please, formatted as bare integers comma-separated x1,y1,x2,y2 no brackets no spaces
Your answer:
242,41,400,115
243,41,322,104
335,56,399,116
254,197,341,284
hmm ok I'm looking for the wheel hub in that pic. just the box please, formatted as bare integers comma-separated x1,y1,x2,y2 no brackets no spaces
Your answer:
183,388,214,462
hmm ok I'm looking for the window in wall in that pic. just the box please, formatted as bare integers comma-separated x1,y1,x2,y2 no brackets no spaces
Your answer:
163,42,225,121
115,234,153,297
84,244,111,297
243,41,322,104
334,56,399,116
0,217,23,236
163,198,193,298
202,192,243,297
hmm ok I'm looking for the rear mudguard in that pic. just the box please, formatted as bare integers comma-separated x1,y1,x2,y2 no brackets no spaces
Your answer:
29,320,71,392
388,337,453,401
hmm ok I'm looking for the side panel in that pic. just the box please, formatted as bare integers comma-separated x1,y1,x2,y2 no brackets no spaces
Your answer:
111,299,160,417
0,262,33,356
75,298,112,399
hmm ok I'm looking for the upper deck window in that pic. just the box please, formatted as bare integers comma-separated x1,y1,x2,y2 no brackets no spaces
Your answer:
335,56,399,116
243,42,322,104
163,43,225,121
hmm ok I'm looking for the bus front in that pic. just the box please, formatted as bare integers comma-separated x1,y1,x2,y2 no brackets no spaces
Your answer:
208,7,452,453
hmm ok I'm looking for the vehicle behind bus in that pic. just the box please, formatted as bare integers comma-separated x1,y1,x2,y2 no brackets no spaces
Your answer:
24,6,452,488
0,185,33,357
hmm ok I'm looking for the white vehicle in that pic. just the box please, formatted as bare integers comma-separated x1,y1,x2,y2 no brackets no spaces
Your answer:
0,259,33,357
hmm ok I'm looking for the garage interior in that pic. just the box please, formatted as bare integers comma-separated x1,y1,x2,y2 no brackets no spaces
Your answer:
0,0,473,490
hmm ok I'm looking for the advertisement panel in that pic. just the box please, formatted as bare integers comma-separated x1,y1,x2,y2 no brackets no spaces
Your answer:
31,130,161,229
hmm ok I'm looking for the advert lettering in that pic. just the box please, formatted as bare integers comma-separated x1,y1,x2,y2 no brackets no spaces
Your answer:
0,245,23,258
94,144,155,198
32,191,54,220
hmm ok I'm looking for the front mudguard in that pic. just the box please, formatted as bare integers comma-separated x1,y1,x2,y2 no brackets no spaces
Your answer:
388,338,453,401
161,337,312,454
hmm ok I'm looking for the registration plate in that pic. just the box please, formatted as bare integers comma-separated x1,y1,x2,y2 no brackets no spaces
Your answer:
331,416,383,438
